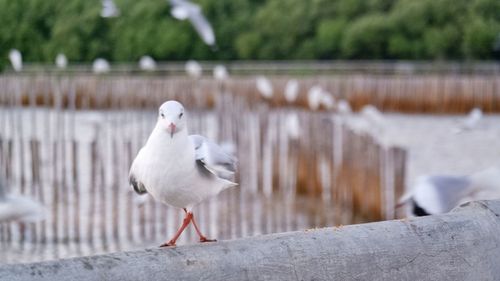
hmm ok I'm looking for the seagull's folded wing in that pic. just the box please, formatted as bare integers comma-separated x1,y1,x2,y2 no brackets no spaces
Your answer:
189,135,237,180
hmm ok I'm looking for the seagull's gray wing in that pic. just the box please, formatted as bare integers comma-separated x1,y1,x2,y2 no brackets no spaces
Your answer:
190,135,236,180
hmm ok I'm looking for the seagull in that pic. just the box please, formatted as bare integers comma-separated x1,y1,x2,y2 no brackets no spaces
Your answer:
307,86,323,110
129,100,237,247
139,56,157,71
336,99,352,115
92,58,110,74
320,91,335,110
8,49,22,72
397,166,500,216
169,0,215,47
256,76,273,99
55,53,68,69
101,0,120,18
213,64,228,81
185,60,202,78
0,179,45,223
284,79,299,103
360,105,385,130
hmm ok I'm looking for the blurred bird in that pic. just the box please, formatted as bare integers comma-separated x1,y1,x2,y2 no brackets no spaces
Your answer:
336,99,352,115
129,100,237,246
463,108,483,130
101,0,120,18
8,49,22,72
169,0,215,47
360,105,385,130
398,166,500,216
320,91,335,110
213,64,228,81
285,112,300,140
185,60,202,78
307,86,323,110
0,179,45,223
256,76,273,99
139,56,157,71
93,58,110,74
284,79,299,103
55,53,68,69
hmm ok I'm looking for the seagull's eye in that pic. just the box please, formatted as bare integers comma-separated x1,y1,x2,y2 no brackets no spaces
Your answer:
160,113,165,118
179,112,183,119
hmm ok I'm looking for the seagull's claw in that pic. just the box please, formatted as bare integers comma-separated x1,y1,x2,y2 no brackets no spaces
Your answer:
159,241,176,247
199,237,217,243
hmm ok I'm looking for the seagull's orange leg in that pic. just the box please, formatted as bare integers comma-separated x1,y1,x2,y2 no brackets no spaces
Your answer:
160,210,192,247
190,212,216,243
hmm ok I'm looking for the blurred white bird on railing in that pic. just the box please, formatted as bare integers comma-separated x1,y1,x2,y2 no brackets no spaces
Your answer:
55,53,68,69
8,49,22,72
213,64,228,81
101,0,120,18
397,165,500,217
454,107,483,134
93,58,110,74
361,105,386,131
320,91,335,110
169,0,215,47
336,99,352,115
0,179,45,223
284,79,299,103
185,60,202,78
307,86,323,110
256,76,273,99
139,56,157,71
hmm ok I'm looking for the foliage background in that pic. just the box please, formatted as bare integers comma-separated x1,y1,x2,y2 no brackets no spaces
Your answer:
0,0,499,70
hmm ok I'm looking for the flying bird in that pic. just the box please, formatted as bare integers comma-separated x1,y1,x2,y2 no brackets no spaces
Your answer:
169,0,215,47
0,178,45,223
8,49,22,72
129,100,237,246
101,0,120,18
398,166,500,216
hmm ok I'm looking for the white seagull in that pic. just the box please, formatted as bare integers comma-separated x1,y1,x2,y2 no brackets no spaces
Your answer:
129,100,237,246
55,53,68,69
307,86,323,110
397,166,500,216
8,49,22,72
185,60,202,78
213,64,228,81
92,58,110,74
139,55,157,71
0,179,45,223
256,76,273,99
169,0,216,47
284,79,299,103
101,0,120,18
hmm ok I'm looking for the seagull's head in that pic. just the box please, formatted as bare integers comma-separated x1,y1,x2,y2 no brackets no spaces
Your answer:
158,100,186,138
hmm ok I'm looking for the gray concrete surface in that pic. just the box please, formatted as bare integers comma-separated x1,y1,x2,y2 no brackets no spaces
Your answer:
1,200,500,281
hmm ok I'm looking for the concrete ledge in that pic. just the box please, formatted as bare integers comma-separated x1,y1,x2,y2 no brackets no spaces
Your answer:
1,200,500,281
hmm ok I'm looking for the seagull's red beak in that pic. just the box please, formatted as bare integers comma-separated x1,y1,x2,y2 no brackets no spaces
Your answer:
168,123,176,138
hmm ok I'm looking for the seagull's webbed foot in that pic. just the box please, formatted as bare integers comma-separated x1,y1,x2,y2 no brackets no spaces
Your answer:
199,237,217,243
159,241,176,247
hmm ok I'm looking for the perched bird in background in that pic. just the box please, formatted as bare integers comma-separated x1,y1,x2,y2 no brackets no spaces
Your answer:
336,99,352,115
398,166,500,216
320,91,335,110
129,100,237,247
169,0,215,47
8,49,22,72
55,53,68,69
185,60,202,78
361,105,385,131
139,56,157,71
256,76,273,99
101,0,120,18
0,178,45,223
92,58,110,74
213,64,228,81
284,79,299,103
307,86,323,110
